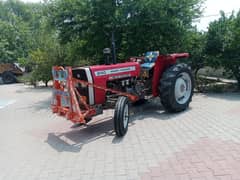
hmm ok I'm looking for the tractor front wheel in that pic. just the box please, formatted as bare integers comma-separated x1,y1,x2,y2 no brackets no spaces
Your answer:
114,96,129,137
159,63,194,112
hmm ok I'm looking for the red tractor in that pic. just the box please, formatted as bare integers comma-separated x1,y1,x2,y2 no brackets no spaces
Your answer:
52,51,194,137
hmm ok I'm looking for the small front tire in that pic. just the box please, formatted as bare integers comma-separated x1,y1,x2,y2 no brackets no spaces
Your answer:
114,96,129,137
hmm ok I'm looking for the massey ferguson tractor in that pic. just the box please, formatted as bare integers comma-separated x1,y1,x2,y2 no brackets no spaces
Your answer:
52,51,194,137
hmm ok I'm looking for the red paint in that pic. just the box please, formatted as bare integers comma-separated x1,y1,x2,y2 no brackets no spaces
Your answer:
51,66,96,124
51,66,139,124
152,53,189,97
73,78,139,102
51,53,189,124
90,62,141,104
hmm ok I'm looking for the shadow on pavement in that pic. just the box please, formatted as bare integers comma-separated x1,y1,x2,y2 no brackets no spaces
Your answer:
46,117,114,153
45,98,190,153
130,98,190,121
30,89,239,153
33,98,52,111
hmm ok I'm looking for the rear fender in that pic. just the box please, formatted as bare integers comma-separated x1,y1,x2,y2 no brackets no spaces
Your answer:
152,53,189,97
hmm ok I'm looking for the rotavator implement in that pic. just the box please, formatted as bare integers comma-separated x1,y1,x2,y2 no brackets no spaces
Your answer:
52,51,194,137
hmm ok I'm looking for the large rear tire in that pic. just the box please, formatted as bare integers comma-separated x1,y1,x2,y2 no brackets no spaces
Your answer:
159,63,194,112
114,96,129,137
2,71,17,84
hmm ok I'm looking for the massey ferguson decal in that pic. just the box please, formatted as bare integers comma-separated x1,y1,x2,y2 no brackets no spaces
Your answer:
95,66,136,76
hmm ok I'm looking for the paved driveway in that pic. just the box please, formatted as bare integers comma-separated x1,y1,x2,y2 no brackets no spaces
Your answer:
0,84,240,180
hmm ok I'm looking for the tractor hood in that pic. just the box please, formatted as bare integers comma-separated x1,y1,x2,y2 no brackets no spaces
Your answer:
89,62,141,80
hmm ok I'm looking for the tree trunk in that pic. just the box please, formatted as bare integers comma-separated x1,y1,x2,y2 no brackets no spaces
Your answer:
45,81,48,87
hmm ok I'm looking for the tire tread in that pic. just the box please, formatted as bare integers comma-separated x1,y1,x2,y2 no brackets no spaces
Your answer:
159,63,194,112
114,96,129,137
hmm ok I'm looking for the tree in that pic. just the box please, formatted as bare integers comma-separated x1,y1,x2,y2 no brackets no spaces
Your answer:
0,0,206,86
19,14,67,86
183,29,206,76
49,0,204,63
0,0,42,63
205,11,240,88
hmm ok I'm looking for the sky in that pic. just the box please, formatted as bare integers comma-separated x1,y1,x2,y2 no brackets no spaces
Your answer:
194,0,240,31
21,0,240,31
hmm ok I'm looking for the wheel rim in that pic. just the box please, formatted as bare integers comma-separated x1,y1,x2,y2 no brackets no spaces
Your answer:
174,72,192,105
123,104,129,129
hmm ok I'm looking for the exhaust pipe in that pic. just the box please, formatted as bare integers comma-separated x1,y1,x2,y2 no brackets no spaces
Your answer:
111,31,117,64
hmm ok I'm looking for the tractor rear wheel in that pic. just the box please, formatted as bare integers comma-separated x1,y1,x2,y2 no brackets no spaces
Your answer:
2,71,17,84
114,96,129,137
159,63,194,112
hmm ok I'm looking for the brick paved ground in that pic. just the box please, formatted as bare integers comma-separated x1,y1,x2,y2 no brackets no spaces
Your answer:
0,84,240,180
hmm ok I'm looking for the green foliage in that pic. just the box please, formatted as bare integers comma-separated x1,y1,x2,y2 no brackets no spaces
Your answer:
0,15,28,63
205,11,240,88
0,0,40,63
0,0,205,86
49,0,204,62
182,30,206,74
3,0,240,92
21,28,67,85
